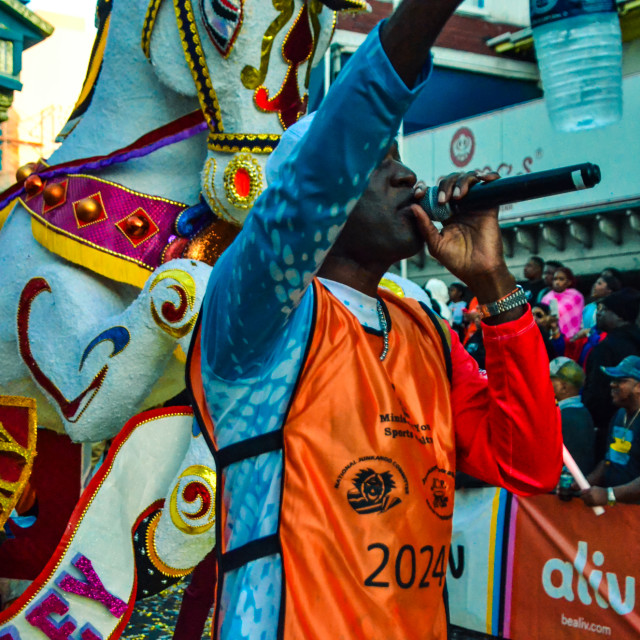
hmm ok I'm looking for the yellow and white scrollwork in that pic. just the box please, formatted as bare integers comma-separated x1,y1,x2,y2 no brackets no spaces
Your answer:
169,464,216,535
149,269,198,339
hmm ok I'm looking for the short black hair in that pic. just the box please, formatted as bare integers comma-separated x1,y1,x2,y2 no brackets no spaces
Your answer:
545,260,563,270
449,282,465,294
601,274,622,293
601,267,623,283
529,256,544,269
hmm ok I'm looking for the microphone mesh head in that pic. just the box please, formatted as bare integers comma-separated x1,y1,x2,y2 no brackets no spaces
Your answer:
422,188,452,223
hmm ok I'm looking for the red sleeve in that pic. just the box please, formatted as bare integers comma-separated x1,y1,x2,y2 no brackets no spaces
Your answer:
450,308,562,495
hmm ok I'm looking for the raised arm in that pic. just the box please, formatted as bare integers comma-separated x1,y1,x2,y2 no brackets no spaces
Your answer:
449,312,563,495
201,1,464,378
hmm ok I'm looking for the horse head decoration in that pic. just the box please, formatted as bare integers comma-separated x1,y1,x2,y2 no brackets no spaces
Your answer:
144,0,369,231
0,0,370,442
0,1,372,637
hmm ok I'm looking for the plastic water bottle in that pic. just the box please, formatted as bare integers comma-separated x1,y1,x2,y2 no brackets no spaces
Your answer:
531,0,623,132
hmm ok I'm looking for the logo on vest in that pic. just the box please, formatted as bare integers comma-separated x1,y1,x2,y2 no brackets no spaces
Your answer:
335,456,409,515
423,466,455,520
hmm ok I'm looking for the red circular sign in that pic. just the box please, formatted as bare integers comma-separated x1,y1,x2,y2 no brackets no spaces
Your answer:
450,127,475,168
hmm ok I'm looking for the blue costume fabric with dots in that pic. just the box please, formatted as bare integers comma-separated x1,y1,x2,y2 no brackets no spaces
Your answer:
199,20,562,640
200,24,429,640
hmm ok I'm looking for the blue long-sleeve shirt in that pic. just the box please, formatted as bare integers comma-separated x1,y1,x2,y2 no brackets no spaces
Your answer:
200,25,431,639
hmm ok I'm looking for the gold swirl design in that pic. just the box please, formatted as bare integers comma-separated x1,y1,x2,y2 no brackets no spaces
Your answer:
0,409,192,618
223,152,265,210
149,269,198,339
169,465,217,535
240,0,295,91
0,396,37,526
145,512,195,577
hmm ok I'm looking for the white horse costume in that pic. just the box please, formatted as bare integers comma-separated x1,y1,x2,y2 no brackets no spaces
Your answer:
0,1,377,637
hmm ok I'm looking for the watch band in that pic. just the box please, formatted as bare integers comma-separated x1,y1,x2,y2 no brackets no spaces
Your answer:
478,285,527,319
607,486,616,506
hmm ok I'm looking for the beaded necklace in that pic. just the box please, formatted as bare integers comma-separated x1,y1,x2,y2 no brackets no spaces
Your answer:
376,299,389,362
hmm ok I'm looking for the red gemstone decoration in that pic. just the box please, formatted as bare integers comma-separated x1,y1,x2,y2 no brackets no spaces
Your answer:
72,193,108,229
115,207,159,248
161,237,189,264
42,180,68,214
24,175,44,200
234,167,251,199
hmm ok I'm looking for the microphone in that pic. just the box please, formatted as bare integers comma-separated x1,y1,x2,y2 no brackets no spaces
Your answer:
419,162,601,222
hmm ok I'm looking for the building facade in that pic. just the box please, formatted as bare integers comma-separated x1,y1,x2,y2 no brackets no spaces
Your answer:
322,0,640,291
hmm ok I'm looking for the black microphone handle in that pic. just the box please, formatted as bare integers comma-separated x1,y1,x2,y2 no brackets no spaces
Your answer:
420,162,601,222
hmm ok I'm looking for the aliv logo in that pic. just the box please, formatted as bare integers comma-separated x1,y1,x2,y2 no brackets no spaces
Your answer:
542,542,635,615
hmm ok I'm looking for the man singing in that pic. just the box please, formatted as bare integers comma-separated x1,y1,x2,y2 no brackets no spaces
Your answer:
191,1,562,638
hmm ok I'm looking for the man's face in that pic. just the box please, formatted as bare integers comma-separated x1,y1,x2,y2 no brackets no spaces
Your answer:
448,285,463,303
552,270,570,293
332,142,422,264
532,306,549,329
543,265,556,286
591,277,611,299
524,259,541,281
551,378,564,401
610,377,640,407
596,303,621,332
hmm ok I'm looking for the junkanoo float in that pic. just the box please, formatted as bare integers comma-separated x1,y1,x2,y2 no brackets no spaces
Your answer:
0,1,430,637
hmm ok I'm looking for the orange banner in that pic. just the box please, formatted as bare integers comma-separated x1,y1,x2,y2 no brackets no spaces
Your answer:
507,494,640,639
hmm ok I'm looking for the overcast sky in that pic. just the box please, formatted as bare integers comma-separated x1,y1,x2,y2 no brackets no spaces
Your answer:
28,0,96,23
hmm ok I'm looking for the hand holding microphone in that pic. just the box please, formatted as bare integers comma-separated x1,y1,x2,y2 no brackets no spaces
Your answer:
410,162,601,313
418,162,601,222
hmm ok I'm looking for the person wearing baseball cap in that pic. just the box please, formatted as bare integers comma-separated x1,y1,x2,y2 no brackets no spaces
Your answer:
580,355,640,507
550,358,595,476
583,288,640,459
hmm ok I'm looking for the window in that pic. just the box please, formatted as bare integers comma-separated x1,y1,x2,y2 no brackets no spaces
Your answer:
457,0,488,14
0,40,14,75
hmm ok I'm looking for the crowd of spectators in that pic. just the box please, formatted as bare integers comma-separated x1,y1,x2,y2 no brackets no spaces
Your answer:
423,257,640,506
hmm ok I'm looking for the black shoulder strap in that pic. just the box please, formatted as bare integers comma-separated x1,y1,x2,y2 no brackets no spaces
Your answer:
420,302,453,384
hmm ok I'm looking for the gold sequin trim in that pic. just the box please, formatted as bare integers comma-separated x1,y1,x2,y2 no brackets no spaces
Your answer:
223,152,264,211
142,0,164,59
208,132,281,154
145,512,195,577
169,464,217,535
149,269,199,339
173,0,224,133
201,157,234,225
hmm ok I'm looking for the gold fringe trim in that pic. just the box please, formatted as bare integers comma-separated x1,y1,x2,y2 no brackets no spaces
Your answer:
0,199,15,233
30,213,152,289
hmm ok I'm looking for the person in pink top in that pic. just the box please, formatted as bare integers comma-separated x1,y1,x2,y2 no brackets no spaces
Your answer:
542,267,585,339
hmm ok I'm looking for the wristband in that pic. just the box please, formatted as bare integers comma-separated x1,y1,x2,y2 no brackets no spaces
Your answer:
607,486,616,506
478,285,527,319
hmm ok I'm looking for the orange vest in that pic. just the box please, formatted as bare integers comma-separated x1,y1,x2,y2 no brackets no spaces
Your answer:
189,281,454,640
